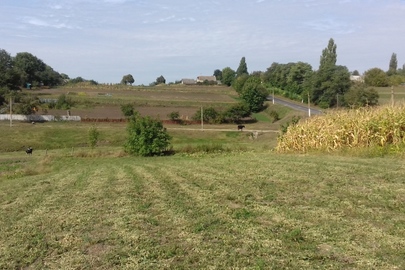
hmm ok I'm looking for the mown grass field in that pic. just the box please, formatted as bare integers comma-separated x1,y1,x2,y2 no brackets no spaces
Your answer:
1,85,404,269
1,150,405,269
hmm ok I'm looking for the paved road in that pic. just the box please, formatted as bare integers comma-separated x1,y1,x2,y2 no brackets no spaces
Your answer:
268,96,324,115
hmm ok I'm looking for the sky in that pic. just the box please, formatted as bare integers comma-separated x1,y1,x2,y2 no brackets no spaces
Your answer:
1,0,405,85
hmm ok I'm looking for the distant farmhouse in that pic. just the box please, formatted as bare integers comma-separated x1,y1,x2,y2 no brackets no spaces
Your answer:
181,79,196,85
350,75,364,82
181,75,218,85
196,76,217,83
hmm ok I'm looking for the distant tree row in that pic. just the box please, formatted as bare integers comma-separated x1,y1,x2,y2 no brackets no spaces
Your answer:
212,39,405,108
0,49,65,90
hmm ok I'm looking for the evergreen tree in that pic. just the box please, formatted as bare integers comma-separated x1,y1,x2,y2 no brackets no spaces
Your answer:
236,57,248,77
319,39,337,68
388,53,398,75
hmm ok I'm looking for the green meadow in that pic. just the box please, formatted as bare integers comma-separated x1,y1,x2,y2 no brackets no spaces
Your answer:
1,85,405,269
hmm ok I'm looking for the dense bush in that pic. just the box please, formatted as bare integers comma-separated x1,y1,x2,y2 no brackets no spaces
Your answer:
168,111,180,121
55,94,74,109
192,107,220,124
125,114,171,156
121,103,135,117
222,102,250,123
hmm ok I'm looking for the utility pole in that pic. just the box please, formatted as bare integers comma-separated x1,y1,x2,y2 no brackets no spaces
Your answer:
308,92,311,117
272,88,275,104
201,106,204,130
9,97,12,127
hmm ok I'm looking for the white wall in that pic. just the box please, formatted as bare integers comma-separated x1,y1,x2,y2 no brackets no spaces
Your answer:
0,114,81,121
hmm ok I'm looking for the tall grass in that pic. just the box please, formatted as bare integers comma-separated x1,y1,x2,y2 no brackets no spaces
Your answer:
277,105,405,153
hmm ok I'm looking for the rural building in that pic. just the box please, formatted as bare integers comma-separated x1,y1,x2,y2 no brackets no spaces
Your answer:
181,79,196,85
350,75,364,82
196,76,217,83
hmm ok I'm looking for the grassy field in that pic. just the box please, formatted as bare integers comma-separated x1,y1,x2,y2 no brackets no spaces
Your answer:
376,85,405,105
1,85,404,269
1,150,405,269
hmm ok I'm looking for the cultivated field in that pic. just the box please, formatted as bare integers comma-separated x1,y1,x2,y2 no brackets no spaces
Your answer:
33,84,239,120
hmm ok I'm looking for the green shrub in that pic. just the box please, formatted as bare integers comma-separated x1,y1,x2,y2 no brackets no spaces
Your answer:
192,107,220,124
121,103,135,117
168,111,180,121
267,110,280,123
55,94,74,109
222,102,250,123
88,125,100,148
124,114,171,156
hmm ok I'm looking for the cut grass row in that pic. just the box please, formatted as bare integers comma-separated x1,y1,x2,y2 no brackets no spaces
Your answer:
1,152,404,269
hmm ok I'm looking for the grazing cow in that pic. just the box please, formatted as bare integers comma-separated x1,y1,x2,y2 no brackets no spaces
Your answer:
237,125,245,131
26,147,33,155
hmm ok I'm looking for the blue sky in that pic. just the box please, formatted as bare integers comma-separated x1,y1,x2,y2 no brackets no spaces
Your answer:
1,0,405,85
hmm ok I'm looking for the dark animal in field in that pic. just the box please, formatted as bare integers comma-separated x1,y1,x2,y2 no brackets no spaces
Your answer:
237,125,245,131
26,147,33,155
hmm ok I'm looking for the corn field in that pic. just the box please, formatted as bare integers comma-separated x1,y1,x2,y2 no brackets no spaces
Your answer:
277,105,405,153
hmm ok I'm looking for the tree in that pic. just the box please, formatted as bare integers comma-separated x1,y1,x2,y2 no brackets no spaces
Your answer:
221,67,236,86
388,53,398,75
320,38,337,68
236,57,248,77
286,62,313,95
0,49,20,90
70,77,85,84
344,83,379,108
240,77,269,113
13,52,46,86
352,70,360,76
121,74,135,85
311,38,350,108
125,113,171,156
232,73,249,94
364,68,389,87
38,65,62,87
156,75,166,85
213,69,222,81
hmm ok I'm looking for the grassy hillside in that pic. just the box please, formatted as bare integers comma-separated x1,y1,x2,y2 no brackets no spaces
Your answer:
1,151,404,269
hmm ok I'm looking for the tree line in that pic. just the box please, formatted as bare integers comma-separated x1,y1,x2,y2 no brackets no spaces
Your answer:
213,39,405,109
